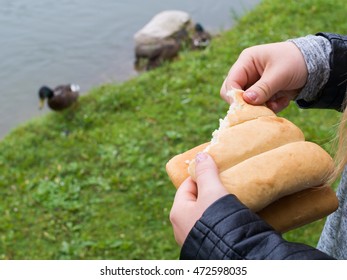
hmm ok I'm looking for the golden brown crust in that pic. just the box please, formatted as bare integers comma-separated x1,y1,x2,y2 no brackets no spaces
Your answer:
166,142,209,188
258,185,338,233
166,142,338,232
219,141,335,212
225,88,275,126
188,116,305,180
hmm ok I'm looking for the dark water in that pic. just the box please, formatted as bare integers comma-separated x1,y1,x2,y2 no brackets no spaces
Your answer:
0,0,260,139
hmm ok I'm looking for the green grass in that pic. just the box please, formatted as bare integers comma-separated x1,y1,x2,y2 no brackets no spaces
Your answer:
0,0,345,259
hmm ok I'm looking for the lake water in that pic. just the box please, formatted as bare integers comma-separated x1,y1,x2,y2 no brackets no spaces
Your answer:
0,0,260,139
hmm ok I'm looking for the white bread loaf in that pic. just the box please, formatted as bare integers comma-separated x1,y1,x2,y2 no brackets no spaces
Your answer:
166,88,338,232
188,116,305,180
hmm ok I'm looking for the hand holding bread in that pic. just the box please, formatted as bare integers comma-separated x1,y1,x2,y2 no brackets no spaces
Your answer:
166,89,338,233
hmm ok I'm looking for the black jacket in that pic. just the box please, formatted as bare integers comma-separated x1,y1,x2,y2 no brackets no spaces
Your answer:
180,33,347,260
180,195,334,259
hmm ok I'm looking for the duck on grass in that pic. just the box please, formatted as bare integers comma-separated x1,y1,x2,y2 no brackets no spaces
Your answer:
38,84,80,111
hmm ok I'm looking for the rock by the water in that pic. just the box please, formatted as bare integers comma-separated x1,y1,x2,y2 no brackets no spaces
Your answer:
134,10,211,70
134,10,192,46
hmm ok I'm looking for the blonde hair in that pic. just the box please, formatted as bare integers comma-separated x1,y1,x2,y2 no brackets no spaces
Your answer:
329,99,347,185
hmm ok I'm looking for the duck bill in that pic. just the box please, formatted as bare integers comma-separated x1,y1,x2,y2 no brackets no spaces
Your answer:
39,98,45,110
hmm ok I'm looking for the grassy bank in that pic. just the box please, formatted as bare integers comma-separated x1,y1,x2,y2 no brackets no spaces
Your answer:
0,0,346,259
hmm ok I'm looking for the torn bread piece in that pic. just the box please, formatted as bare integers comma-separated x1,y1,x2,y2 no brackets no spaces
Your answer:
188,116,304,180
223,88,275,129
187,89,303,179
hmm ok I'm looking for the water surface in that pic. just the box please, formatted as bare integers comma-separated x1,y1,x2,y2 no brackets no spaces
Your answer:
0,0,260,138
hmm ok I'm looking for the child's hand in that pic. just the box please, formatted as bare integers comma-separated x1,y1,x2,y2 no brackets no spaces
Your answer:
220,42,308,113
170,153,228,246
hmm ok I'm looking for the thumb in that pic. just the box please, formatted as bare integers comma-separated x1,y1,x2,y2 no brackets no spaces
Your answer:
242,65,290,105
243,77,275,105
195,153,228,200
243,80,296,113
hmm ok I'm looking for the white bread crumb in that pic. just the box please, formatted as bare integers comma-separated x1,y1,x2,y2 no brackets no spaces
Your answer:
204,89,241,152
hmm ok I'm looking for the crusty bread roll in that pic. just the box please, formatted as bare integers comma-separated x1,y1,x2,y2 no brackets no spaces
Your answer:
166,88,338,232
166,142,338,232
224,87,275,126
167,142,209,188
258,186,338,232
188,116,305,180
219,141,334,212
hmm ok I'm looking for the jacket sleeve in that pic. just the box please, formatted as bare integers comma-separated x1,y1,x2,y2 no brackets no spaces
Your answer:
295,33,347,111
180,194,334,260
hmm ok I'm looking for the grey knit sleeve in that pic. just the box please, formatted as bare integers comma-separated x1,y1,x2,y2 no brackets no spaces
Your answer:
287,35,331,103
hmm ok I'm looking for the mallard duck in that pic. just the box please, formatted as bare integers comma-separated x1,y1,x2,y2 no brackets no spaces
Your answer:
192,23,211,49
38,84,80,111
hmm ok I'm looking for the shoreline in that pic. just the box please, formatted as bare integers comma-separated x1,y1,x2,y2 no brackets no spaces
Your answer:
0,0,261,140
0,0,343,260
